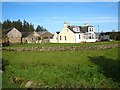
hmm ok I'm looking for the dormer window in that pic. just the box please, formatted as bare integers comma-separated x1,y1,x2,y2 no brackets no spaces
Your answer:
90,28,91,32
92,28,93,31
77,27,80,31
73,27,76,31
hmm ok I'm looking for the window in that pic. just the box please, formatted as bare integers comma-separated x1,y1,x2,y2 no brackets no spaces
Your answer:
38,37,41,40
60,36,62,40
50,37,53,39
89,28,91,32
92,35,94,39
92,28,93,31
89,36,91,39
65,36,66,40
79,35,81,39
77,27,80,31
44,37,48,39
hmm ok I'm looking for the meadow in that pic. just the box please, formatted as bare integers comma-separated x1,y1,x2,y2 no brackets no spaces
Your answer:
4,40,119,48
2,41,120,88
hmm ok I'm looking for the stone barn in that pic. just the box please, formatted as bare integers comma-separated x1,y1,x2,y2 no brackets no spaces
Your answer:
26,31,41,43
7,28,22,44
37,31,53,43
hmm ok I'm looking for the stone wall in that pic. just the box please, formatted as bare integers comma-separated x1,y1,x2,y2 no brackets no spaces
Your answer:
2,44,119,52
9,37,22,44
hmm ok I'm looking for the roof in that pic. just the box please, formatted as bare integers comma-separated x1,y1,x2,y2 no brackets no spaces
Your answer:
37,31,47,35
21,32,30,37
7,28,21,34
37,31,53,35
68,25,93,33
68,26,81,33
7,28,22,38
56,31,60,34
27,31,40,38
82,25,93,27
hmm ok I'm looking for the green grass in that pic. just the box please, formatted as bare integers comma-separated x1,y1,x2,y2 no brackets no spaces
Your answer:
4,41,119,48
2,47,120,88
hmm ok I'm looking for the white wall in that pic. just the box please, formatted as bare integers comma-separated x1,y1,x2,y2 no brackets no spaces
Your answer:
50,33,58,43
58,27,75,43
74,33,84,43
84,39,97,42
75,33,96,43
50,25,97,43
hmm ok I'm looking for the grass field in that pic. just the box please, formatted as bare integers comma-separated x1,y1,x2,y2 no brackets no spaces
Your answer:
4,41,119,48
2,45,120,88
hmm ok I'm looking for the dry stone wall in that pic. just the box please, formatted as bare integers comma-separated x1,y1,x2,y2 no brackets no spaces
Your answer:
2,44,119,52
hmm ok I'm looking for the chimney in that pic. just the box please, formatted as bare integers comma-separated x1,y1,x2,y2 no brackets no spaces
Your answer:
64,21,68,28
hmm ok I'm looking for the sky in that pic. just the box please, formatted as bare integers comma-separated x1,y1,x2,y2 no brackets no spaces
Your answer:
2,2,118,33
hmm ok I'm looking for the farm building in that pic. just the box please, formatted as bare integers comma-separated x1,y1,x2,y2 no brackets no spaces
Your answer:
25,31,53,43
25,31,41,43
50,22,97,43
99,35,110,41
2,28,22,44
37,31,53,43
100,31,120,40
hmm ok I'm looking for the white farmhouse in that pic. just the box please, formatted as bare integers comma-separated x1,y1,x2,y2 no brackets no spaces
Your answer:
50,22,96,43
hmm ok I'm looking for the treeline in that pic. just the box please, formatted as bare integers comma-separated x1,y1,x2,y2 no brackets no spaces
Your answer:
100,32,120,40
2,19,47,32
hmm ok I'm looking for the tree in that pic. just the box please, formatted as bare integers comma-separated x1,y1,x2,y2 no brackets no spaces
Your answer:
36,25,43,32
2,19,12,29
17,19,22,32
29,23,34,32
1,19,50,37
38,36,41,40
36,25,47,32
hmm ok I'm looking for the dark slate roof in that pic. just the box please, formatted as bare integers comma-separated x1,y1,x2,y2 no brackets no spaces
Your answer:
82,25,93,27
21,32,31,37
68,25,93,33
68,26,81,33
56,31,60,34
81,26,88,33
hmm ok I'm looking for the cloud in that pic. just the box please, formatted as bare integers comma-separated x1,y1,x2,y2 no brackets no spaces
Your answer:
30,16,118,25
86,20,118,23
83,16,118,23
48,16,118,24
22,16,117,33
